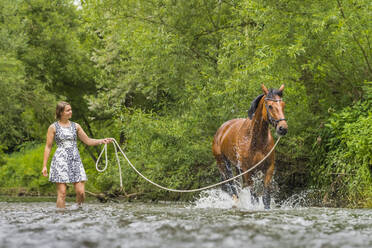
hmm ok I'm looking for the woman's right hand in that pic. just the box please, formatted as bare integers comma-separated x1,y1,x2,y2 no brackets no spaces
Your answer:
42,167,48,177
101,138,113,144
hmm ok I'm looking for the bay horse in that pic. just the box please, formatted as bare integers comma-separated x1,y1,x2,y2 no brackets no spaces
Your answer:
212,84,288,209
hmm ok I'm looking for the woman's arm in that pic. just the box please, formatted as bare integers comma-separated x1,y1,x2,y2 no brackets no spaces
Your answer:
76,123,112,146
42,124,55,177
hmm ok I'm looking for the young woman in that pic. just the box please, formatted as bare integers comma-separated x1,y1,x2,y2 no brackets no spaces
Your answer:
42,101,112,209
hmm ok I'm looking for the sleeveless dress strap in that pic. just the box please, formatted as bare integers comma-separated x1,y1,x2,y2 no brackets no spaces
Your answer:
53,122,59,137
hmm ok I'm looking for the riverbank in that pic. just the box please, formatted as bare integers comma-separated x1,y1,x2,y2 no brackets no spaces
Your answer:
1,188,370,209
0,190,127,204
0,196,77,203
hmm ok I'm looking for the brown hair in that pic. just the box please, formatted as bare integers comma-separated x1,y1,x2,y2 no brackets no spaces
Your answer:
55,101,71,120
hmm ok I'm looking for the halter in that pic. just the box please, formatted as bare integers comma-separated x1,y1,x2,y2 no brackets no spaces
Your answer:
264,98,286,126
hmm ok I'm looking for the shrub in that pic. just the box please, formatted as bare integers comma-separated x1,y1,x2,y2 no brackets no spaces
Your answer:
0,143,54,195
311,101,372,207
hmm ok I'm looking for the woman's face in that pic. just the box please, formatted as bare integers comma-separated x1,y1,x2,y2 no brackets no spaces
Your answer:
61,105,72,120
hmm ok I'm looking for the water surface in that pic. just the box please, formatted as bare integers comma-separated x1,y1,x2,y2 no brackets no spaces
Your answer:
0,191,371,248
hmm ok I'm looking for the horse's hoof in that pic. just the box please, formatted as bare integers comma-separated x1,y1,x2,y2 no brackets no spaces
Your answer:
232,194,239,208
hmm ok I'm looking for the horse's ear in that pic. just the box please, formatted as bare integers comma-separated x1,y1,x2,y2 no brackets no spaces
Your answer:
261,84,269,95
248,94,264,120
279,84,285,92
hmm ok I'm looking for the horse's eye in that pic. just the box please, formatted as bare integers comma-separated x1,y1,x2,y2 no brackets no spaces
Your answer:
269,105,273,109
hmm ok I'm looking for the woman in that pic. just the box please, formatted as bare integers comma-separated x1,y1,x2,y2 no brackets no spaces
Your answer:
42,101,112,209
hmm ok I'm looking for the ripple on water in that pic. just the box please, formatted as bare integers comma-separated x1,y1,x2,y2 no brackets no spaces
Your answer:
0,201,371,248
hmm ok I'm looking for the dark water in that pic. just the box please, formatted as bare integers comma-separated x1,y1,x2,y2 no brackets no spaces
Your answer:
0,190,371,248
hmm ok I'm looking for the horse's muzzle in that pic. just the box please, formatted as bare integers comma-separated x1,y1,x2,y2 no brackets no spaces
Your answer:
277,125,288,136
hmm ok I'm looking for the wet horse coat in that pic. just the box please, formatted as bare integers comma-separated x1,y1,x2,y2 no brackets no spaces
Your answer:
212,84,287,209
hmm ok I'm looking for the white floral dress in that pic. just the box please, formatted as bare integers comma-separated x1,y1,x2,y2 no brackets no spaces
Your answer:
49,121,87,183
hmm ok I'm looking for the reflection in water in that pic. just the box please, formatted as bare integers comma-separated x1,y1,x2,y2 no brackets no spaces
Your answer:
0,199,371,248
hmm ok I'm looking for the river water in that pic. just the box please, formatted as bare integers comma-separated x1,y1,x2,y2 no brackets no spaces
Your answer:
0,189,371,248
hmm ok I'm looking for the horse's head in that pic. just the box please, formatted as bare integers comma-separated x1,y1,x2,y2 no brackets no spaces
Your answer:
261,84,288,136
247,84,288,136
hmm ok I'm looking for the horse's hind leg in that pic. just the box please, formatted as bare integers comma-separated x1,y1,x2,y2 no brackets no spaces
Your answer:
225,158,240,197
217,156,239,197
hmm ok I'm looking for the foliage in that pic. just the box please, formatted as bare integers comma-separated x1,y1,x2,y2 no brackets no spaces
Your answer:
0,142,107,196
0,0,57,151
0,0,371,206
311,100,372,207
111,108,220,200
0,144,53,194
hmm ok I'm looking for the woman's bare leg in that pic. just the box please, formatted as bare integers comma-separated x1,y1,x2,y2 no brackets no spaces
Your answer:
56,183,67,208
74,181,85,206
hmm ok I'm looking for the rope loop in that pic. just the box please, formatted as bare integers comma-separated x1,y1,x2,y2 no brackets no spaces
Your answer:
95,142,123,188
95,137,281,193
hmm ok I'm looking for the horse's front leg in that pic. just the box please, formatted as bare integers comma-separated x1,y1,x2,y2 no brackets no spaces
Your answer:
263,162,275,210
242,171,259,204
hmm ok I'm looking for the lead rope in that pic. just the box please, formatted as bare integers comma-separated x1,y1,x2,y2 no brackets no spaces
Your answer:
95,139,123,188
95,137,281,193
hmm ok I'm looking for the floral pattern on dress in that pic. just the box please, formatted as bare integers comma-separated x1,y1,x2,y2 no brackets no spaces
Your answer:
49,121,87,183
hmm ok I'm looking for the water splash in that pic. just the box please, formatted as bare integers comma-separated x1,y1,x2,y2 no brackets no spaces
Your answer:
279,189,317,209
192,188,274,210
191,167,321,210
193,188,323,210
192,189,236,209
192,171,280,210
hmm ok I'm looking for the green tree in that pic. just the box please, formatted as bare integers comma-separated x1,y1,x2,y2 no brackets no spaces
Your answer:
18,0,99,135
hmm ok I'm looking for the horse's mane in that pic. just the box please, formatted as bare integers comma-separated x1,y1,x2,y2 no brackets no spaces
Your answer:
248,94,264,119
248,89,283,120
